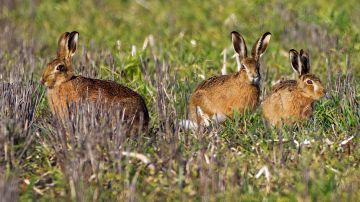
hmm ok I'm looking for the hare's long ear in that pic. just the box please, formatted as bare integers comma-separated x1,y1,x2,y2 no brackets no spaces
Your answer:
300,49,310,74
57,32,70,58
57,31,79,59
251,32,271,60
289,49,301,75
68,31,79,57
231,31,247,61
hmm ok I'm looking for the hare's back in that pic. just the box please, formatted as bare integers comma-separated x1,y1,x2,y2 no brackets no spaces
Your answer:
271,80,297,93
74,76,141,99
195,74,233,91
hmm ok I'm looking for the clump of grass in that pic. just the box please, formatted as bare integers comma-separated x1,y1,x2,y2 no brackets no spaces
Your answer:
0,55,41,170
0,174,18,202
0,57,41,201
39,102,144,201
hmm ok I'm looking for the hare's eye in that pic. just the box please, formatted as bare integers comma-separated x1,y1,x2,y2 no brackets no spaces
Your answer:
56,64,65,71
306,80,313,85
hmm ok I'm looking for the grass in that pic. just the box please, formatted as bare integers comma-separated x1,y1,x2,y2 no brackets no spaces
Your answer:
0,0,359,201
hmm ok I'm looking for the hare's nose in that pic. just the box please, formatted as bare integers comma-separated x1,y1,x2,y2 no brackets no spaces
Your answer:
253,76,260,84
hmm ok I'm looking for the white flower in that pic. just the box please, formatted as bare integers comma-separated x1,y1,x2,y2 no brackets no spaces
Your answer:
190,39,197,47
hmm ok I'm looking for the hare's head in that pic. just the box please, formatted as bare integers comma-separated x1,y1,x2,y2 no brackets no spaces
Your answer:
231,31,271,85
289,49,326,100
41,31,79,88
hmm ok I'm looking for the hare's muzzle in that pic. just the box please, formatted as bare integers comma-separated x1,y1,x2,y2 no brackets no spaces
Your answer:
40,78,45,85
319,87,326,96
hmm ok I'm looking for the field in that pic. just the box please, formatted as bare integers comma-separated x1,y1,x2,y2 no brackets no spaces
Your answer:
0,0,359,201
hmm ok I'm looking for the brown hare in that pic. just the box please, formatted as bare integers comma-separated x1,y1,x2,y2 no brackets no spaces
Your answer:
41,31,149,131
183,31,271,129
261,49,326,126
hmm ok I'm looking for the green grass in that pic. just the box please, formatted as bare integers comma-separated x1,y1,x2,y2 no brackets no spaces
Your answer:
0,0,359,201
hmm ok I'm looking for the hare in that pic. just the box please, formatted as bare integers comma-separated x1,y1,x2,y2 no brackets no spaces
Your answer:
186,31,271,128
261,49,326,126
41,31,149,131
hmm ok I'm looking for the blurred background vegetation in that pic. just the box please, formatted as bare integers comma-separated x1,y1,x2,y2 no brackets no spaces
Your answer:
3,0,360,74
0,0,359,201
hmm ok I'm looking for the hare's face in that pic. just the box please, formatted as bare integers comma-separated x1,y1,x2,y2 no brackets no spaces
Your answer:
241,58,260,85
298,74,326,100
231,31,271,86
41,59,73,88
41,31,78,89
289,49,325,100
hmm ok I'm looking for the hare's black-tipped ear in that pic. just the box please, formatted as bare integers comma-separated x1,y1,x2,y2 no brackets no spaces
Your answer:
251,32,271,60
67,31,79,57
231,31,247,61
300,49,310,74
289,49,301,75
57,31,79,59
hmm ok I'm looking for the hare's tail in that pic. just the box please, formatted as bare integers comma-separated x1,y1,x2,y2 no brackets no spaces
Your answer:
179,119,198,130
179,106,213,130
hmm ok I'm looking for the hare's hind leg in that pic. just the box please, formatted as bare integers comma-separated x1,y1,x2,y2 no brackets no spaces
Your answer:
184,105,209,130
211,113,227,124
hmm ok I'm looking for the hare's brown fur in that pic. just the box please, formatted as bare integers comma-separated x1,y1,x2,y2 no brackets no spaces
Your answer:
189,70,260,123
262,49,325,126
47,76,149,127
188,31,271,126
41,31,149,131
